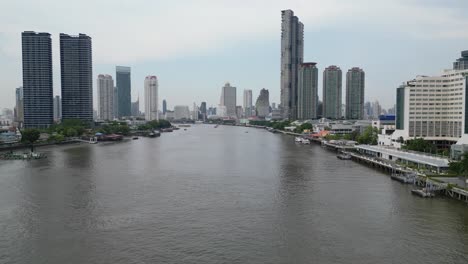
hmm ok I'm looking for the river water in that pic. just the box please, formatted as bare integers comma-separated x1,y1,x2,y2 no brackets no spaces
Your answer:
1,125,467,263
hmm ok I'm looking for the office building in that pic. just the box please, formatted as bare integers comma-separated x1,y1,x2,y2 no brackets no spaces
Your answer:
116,66,131,117
163,99,167,115
220,82,236,118
345,67,365,120
53,95,61,122
392,51,468,146
60,33,93,123
22,31,53,128
243,89,253,118
200,102,207,121
256,88,270,118
280,9,304,120
15,87,24,124
453,50,468,70
298,62,318,120
97,74,114,121
174,105,190,120
371,100,382,119
144,76,158,121
323,65,342,119
113,87,118,118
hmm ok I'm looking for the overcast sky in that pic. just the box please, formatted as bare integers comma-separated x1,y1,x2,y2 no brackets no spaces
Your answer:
1,0,468,111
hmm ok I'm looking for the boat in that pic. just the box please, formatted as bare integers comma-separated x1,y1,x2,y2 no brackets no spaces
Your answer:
148,131,161,138
184,128,187,131
337,153,352,160
295,137,302,143
179,124,191,127
301,138,310,144
161,128,173,132
245,131,248,133
214,125,219,128
132,136,139,140
172,127,180,130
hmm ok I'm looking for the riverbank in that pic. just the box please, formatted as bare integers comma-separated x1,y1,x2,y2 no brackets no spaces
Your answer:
241,123,468,204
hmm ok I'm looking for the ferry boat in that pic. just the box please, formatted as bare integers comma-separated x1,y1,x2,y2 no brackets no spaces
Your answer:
295,137,302,143
337,153,352,160
132,136,139,140
301,138,311,144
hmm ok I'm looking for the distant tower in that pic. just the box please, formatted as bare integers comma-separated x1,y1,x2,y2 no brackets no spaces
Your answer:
60,33,93,123
345,67,365,120
116,66,131,117
255,88,270,118
162,99,167,115
97,74,114,120
243,89,253,118
144,76,159,121
280,9,304,120
22,31,53,128
220,82,237,118
298,62,318,120
323,65,342,119
15,87,24,124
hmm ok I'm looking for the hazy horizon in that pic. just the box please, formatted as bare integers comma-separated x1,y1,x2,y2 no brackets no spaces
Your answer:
1,0,468,111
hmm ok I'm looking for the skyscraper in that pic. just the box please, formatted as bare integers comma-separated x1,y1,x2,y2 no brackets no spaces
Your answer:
131,98,140,117
256,88,270,118
22,31,53,128
200,102,207,121
280,9,304,120
220,82,236,118
144,76,159,121
243,89,252,118
453,50,468,70
15,87,24,124
345,67,365,120
174,105,190,120
53,95,61,122
116,66,131,117
298,62,318,120
97,74,114,121
163,99,167,115
113,86,118,118
60,33,93,123
323,65,342,119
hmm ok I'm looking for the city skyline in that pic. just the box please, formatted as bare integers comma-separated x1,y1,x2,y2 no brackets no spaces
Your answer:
2,1,468,111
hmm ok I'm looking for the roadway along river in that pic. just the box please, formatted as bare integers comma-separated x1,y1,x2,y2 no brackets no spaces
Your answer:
1,125,468,263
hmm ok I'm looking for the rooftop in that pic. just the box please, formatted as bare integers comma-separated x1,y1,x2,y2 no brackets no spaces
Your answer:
356,145,450,168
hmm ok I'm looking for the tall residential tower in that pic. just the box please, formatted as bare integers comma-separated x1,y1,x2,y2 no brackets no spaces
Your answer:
298,62,318,120
144,76,159,121
97,74,114,121
60,33,93,123
220,82,237,118
243,89,253,118
280,9,304,120
22,31,53,128
323,65,342,119
345,67,365,120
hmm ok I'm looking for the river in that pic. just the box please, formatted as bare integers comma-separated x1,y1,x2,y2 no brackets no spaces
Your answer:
1,124,467,263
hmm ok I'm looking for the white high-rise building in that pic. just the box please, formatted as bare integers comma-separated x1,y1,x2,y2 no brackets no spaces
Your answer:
174,105,190,120
392,51,468,147
220,82,236,118
144,76,159,121
243,89,252,118
97,74,114,121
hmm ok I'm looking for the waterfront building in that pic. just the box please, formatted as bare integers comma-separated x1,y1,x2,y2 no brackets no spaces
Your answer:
97,74,114,121
280,9,304,120
392,51,468,147
323,65,342,119
298,62,319,120
345,67,365,120
22,31,53,128
236,106,243,119
256,88,270,119
116,66,131,117
53,95,61,122
220,82,237,118
144,76,158,121
163,99,167,115
243,89,253,118
174,105,190,120
192,103,199,121
60,33,93,123
113,86,118,119
15,87,24,124
165,110,175,121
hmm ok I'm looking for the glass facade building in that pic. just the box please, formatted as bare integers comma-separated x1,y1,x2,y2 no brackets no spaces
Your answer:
116,66,131,117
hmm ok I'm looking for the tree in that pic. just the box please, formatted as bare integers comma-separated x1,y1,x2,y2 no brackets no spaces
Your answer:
449,152,468,177
357,126,378,145
21,128,41,152
403,138,437,153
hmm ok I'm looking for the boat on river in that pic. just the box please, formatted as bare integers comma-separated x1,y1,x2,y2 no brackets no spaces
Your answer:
337,153,352,160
